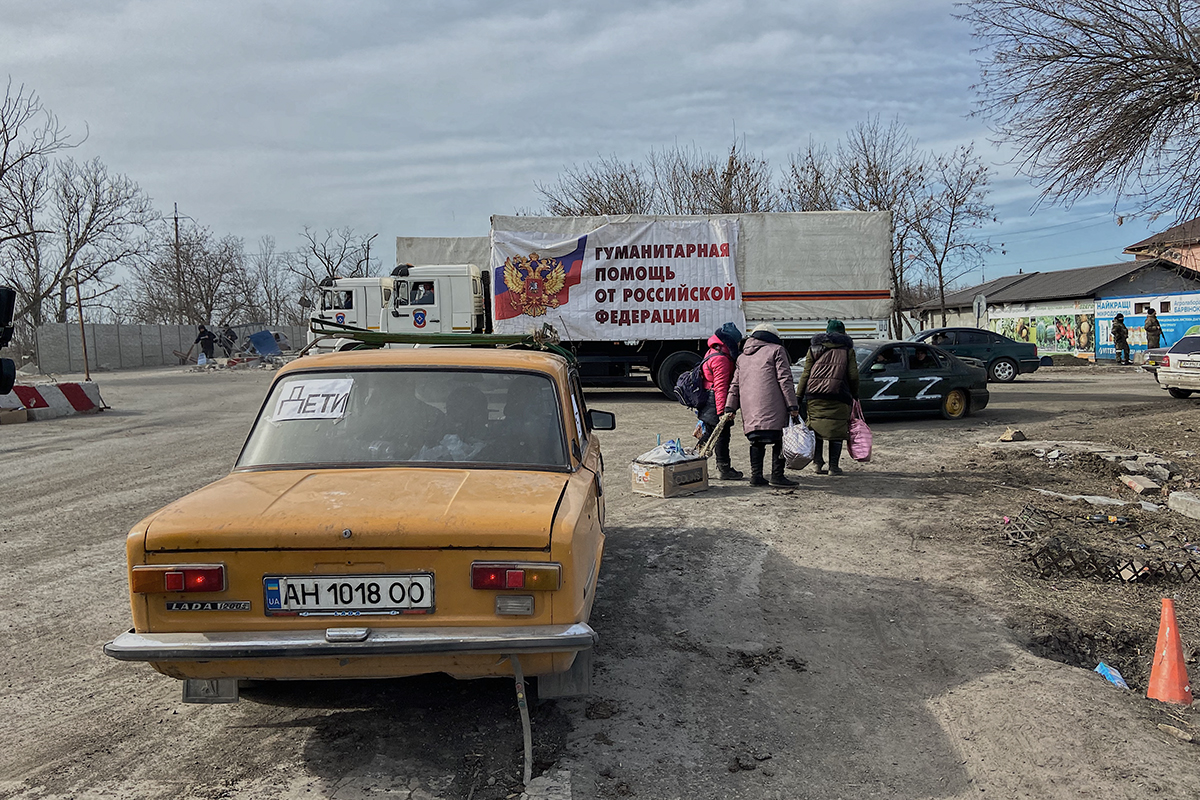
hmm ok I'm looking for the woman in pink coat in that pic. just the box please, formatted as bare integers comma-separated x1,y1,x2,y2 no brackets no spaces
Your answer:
723,323,800,487
697,323,743,480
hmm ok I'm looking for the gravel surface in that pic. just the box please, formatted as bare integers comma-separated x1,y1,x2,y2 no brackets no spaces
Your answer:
2,363,1198,799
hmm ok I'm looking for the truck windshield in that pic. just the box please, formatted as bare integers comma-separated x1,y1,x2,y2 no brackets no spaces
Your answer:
238,369,568,470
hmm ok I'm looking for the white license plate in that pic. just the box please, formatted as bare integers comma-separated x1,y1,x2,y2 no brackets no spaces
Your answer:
263,574,433,616
1180,360,1200,369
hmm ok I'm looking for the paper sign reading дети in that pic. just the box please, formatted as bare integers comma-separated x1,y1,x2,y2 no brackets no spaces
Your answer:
272,378,353,421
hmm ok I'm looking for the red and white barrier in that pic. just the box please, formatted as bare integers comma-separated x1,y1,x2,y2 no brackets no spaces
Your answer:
2,382,106,422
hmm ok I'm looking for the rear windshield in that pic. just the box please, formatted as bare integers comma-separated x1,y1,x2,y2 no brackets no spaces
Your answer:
1168,336,1200,354
238,369,568,470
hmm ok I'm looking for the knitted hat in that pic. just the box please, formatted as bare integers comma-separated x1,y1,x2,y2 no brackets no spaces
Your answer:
751,322,780,337
715,322,742,351
826,319,846,334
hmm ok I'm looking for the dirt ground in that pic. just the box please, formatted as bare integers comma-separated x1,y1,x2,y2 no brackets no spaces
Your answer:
2,363,1199,799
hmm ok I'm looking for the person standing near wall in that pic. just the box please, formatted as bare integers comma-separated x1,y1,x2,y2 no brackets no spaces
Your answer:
1144,309,1165,350
194,325,217,361
1111,313,1130,364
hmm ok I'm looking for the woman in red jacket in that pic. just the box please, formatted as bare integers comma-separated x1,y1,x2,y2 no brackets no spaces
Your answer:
697,323,743,480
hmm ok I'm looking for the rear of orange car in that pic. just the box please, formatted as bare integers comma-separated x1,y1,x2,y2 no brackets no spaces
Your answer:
105,350,606,700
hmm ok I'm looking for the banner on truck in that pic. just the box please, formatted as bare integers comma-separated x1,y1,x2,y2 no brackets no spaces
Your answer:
491,220,744,340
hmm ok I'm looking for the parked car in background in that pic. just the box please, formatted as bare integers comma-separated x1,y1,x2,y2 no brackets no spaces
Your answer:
105,346,614,703
910,327,1040,383
793,340,989,421
1153,335,1200,398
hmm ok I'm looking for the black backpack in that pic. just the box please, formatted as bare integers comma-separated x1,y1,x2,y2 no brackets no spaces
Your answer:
673,352,719,409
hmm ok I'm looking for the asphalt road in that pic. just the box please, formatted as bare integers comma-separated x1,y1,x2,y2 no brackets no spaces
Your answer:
0,363,1191,799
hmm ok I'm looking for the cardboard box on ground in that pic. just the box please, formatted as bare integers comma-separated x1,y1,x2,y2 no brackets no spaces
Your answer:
631,457,709,498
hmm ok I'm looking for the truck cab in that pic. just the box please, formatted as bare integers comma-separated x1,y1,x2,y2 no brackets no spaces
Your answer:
309,264,487,346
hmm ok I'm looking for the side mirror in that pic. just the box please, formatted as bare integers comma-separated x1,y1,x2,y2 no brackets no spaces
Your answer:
870,363,886,373
588,409,616,431
391,310,401,318
298,297,313,309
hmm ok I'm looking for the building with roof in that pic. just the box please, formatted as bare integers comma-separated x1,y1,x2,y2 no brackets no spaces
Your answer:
913,258,1200,361
1124,218,1200,273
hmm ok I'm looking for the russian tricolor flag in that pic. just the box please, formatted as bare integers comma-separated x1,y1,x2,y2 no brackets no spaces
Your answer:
493,235,587,320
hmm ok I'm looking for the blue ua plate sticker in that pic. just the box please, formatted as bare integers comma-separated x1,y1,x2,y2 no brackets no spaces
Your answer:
264,578,283,612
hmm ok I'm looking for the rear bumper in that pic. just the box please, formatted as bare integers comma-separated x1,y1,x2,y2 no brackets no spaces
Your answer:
1018,359,1041,374
1157,368,1200,391
104,623,596,662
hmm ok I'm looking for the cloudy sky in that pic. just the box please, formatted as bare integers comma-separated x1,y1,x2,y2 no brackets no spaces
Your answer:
1,0,1163,284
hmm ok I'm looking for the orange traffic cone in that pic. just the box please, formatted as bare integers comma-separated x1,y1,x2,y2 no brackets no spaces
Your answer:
1147,598,1193,706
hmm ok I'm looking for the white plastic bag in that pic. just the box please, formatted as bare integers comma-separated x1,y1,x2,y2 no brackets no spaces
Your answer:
782,420,815,470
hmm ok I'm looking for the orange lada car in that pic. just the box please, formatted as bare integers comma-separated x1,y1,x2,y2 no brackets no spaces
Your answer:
105,347,613,703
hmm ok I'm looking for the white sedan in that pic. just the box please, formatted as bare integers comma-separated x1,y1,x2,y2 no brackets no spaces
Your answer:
1154,335,1200,398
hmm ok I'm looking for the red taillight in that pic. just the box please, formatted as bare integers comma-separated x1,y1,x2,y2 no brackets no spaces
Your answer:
184,567,224,592
471,562,562,591
131,564,226,594
1162,355,1170,367
471,565,506,590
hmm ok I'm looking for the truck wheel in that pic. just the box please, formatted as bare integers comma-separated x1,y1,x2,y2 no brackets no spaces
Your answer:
655,351,701,399
989,358,1017,383
941,389,969,420
1168,387,1194,399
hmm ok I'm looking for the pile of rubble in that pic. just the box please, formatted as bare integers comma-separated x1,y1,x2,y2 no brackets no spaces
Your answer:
188,355,290,373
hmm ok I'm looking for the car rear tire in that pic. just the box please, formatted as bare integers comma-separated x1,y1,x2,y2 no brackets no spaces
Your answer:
941,388,969,420
655,350,701,399
1168,387,1194,399
989,357,1018,383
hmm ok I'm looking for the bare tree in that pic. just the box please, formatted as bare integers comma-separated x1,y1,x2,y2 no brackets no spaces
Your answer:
127,221,246,324
536,156,656,215
0,156,154,329
782,140,840,212
0,79,72,246
537,139,778,217
285,226,378,305
247,235,302,326
910,145,996,325
961,0,1200,221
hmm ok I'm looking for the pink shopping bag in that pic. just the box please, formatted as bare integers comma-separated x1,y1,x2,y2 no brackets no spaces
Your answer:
848,400,872,462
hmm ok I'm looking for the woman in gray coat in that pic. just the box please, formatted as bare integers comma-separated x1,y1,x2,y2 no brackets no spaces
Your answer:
723,323,800,487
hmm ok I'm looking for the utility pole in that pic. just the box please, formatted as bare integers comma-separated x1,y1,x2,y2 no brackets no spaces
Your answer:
74,268,90,381
361,233,378,275
174,203,183,325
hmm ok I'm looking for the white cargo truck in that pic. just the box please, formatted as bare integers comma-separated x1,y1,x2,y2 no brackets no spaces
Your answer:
312,212,893,394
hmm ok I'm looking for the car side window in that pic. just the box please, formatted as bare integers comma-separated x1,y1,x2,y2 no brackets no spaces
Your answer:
393,281,409,307
929,331,955,347
568,372,588,447
904,345,939,370
872,346,905,374
960,331,989,345
411,282,436,305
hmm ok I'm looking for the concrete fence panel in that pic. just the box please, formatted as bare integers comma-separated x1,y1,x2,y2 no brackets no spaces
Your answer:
34,322,307,374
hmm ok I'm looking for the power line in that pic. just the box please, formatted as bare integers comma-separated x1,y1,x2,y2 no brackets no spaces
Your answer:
993,247,1133,267
990,212,1114,238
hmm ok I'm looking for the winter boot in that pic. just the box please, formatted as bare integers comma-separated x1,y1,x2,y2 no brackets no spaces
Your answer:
813,438,828,475
828,440,844,475
718,463,745,481
748,444,769,486
769,443,799,488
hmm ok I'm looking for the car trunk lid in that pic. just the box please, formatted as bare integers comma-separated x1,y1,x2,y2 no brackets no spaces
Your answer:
142,468,567,552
